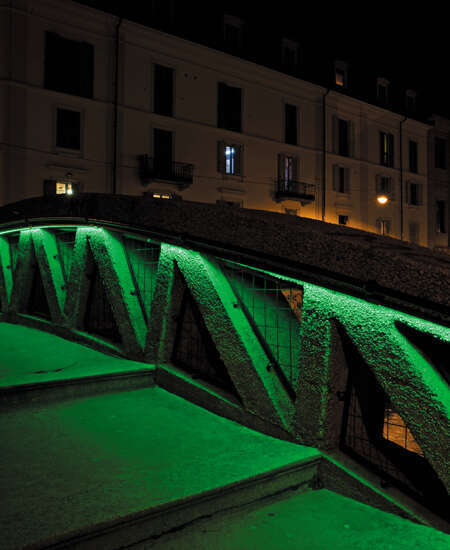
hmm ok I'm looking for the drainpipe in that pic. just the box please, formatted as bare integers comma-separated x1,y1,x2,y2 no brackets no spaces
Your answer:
112,17,123,195
322,89,331,221
399,116,407,241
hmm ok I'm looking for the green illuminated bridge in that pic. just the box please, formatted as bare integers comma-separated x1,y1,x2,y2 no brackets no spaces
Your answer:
0,194,449,548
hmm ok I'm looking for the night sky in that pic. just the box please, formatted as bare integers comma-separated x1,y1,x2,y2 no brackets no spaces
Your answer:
295,6,448,119
77,1,448,119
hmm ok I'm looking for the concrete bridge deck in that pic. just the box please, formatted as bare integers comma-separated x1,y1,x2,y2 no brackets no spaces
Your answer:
0,323,448,549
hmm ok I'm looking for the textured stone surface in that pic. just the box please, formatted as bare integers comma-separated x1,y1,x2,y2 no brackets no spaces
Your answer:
0,194,448,318
0,385,319,550
147,489,450,550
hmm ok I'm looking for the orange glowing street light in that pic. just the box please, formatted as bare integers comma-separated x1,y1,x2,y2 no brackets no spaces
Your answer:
377,195,389,205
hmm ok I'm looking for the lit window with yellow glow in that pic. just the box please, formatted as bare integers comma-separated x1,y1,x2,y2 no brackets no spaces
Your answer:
152,193,171,199
56,182,74,195
335,69,345,87
383,405,424,456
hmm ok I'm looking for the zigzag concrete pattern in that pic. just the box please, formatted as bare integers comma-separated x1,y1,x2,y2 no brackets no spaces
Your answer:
0,221,448,500
0,196,449,532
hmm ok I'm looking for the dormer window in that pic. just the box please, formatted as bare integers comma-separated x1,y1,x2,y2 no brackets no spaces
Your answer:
223,14,244,51
377,78,389,106
334,60,348,88
281,38,299,73
405,89,417,113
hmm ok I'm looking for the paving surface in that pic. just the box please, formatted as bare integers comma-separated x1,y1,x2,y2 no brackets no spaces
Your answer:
1,323,448,550
0,384,319,550
0,322,152,388
146,489,450,550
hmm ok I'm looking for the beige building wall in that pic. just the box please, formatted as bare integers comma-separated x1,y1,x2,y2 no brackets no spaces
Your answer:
0,0,434,247
427,115,449,251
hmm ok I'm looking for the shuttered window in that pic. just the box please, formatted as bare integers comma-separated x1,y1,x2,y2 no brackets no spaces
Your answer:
406,182,422,206
332,165,350,194
217,141,242,175
380,132,394,167
409,140,418,173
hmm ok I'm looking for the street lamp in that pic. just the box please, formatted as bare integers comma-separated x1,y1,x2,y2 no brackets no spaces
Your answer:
377,194,389,205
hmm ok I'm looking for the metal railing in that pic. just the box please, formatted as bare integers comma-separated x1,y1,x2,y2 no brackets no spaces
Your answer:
138,155,194,188
275,178,315,202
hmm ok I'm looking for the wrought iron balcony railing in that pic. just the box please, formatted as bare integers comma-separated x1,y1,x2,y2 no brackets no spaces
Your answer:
275,179,315,204
138,155,194,189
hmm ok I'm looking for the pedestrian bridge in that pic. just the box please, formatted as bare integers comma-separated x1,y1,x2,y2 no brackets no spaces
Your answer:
0,194,449,542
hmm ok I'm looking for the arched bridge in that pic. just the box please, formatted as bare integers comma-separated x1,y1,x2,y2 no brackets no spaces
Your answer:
0,194,449,535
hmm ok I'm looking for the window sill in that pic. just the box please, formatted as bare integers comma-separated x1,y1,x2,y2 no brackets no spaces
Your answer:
221,173,245,183
55,148,83,158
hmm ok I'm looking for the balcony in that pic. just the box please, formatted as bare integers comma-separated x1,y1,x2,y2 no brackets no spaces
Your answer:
138,155,194,189
274,179,315,204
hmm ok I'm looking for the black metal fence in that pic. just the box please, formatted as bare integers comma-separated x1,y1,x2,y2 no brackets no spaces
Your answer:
172,288,239,397
275,179,315,202
83,264,121,344
138,155,194,187
53,229,77,284
338,323,448,519
123,237,160,324
221,260,302,399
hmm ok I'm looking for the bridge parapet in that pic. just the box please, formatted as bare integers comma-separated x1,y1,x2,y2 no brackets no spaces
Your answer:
0,194,449,521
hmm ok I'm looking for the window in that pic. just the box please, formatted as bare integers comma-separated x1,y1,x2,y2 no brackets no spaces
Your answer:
377,78,389,106
338,215,348,225
335,69,345,87
225,145,235,174
56,108,81,150
43,179,80,195
435,137,447,169
333,117,352,157
45,32,94,98
218,141,242,176
409,140,418,173
153,64,174,117
376,218,391,236
407,182,422,206
334,60,348,88
281,39,299,73
218,82,242,132
278,154,298,189
153,128,173,175
333,165,350,194
436,200,447,233
376,175,395,200
380,132,394,167
152,192,172,199
223,14,243,51
383,400,423,456
338,119,349,156
285,104,297,145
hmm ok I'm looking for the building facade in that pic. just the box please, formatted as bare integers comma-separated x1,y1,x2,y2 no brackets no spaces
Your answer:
0,0,446,249
427,115,450,250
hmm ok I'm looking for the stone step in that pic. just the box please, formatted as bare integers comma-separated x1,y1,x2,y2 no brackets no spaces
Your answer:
0,368,155,409
39,455,320,550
